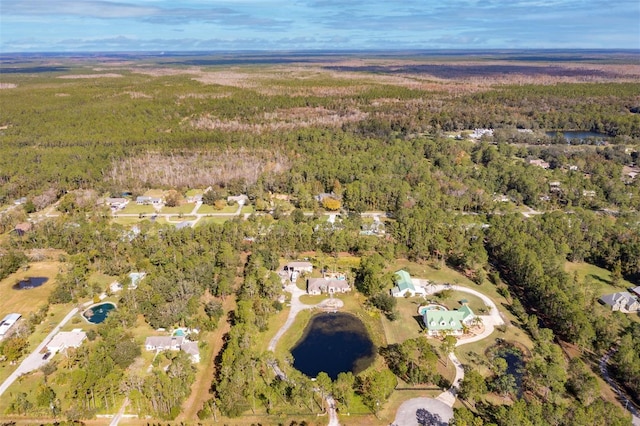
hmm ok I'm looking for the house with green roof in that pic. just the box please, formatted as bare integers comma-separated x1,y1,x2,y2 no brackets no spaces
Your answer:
423,304,474,336
391,270,426,297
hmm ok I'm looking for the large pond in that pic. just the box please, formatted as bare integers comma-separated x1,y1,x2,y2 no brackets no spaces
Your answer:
291,312,375,380
12,277,48,290
82,302,116,324
546,130,608,142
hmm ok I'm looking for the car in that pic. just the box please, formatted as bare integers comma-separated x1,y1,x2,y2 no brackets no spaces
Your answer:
42,351,51,360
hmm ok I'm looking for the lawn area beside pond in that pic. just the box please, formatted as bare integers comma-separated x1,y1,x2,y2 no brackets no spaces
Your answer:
0,261,62,317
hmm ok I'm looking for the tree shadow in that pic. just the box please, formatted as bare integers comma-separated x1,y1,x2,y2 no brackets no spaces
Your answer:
587,273,612,286
416,408,447,426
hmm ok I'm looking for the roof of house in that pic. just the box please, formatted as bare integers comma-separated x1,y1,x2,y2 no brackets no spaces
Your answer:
308,277,350,291
600,292,638,307
393,270,415,292
14,222,32,232
287,261,313,269
47,330,86,351
0,313,21,336
0,313,21,324
145,335,184,348
181,340,199,357
424,306,475,332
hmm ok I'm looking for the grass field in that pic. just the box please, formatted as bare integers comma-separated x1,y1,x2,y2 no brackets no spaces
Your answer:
565,261,636,293
196,203,238,214
0,261,61,318
196,216,236,225
118,203,156,214
160,203,196,214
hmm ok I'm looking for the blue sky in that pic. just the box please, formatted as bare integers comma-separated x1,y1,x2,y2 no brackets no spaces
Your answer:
1,0,638,52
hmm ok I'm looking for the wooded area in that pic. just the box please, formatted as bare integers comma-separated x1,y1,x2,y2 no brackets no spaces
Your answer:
0,53,638,424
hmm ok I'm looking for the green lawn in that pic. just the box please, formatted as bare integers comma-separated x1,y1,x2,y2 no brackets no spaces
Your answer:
111,216,145,225
241,204,254,214
0,261,61,318
196,216,235,225
565,261,636,294
381,297,425,345
196,203,238,214
185,188,204,197
160,203,196,214
118,203,156,214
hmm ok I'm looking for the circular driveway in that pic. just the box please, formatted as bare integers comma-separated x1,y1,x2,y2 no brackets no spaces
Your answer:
393,397,453,426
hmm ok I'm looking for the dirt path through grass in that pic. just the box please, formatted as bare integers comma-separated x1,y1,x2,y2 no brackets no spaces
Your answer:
177,296,236,421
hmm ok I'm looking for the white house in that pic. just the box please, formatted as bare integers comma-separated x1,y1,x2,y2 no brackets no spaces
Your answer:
391,270,427,297
144,335,200,363
285,261,313,274
0,313,21,339
47,329,87,353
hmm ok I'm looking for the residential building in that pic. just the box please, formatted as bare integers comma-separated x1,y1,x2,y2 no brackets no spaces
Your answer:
529,159,550,169
47,329,87,353
391,270,426,297
136,196,162,205
0,313,21,338
307,277,351,295
13,222,32,236
600,292,640,312
285,261,313,274
105,197,128,210
144,335,200,363
423,305,475,336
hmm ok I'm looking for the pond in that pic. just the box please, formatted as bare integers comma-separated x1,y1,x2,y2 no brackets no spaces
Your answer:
82,302,117,324
13,277,49,290
291,312,375,380
492,345,525,397
546,130,608,143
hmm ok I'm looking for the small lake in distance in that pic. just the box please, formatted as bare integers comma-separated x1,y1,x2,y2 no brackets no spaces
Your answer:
546,130,608,142
291,312,375,380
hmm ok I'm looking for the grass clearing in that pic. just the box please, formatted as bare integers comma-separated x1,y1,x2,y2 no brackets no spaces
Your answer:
196,203,238,214
0,261,62,317
565,261,636,293
160,203,196,214
196,216,235,225
118,203,156,214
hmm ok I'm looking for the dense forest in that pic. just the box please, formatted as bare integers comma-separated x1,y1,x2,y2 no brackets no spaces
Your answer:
0,53,639,424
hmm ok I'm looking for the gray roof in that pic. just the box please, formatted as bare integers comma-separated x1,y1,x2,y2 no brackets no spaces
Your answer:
145,336,184,349
308,277,350,292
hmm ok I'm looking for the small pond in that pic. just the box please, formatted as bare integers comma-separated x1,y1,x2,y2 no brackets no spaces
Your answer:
491,345,525,397
291,312,375,380
13,277,49,290
83,302,117,324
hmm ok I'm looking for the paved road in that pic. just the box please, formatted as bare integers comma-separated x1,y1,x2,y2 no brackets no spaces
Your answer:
600,349,640,426
0,307,79,396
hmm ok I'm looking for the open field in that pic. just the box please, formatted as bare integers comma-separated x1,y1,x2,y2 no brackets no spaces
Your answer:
160,203,196,214
0,261,62,317
565,261,637,292
118,203,156,215
196,203,238,214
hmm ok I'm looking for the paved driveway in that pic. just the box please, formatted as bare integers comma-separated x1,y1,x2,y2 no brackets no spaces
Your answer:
393,397,453,426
